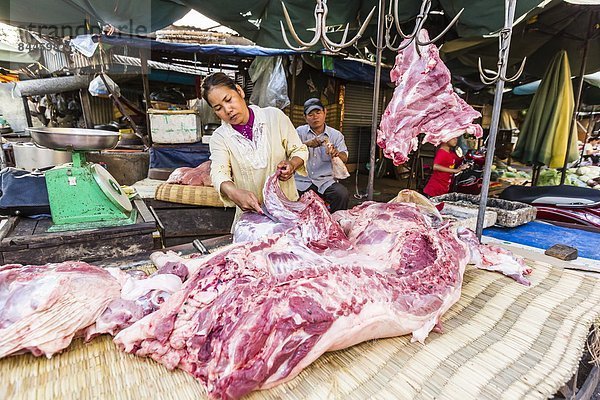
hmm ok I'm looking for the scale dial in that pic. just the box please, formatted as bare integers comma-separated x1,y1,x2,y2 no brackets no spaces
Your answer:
91,164,133,212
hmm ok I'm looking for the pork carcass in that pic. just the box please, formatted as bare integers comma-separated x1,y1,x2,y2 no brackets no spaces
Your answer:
0,262,121,358
116,176,530,400
377,30,483,165
167,160,213,186
0,261,185,359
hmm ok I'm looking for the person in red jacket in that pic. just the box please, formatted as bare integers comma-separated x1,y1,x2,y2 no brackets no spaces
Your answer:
423,137,469,198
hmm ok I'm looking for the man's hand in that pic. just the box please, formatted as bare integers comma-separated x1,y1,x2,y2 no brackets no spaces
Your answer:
277,160,296,181
228,188,263,213
304,138,323,148
325,142,341,158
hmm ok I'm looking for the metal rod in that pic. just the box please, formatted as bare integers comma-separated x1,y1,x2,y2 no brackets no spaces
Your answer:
289,54,298,118
475,0,517,240
22,96,33,127
140,49,153,147
79,89,93,128
368,0,386,200
560,12,593,185
578,106,597,163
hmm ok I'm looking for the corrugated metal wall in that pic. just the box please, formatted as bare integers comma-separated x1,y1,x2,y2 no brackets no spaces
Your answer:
342,83,390,166
88,96,113,125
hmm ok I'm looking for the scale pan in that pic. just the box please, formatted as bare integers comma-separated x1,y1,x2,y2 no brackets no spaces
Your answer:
28,127,120,151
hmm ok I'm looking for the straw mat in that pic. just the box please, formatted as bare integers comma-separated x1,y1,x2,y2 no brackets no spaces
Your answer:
155,183,226,208
2,259,600,400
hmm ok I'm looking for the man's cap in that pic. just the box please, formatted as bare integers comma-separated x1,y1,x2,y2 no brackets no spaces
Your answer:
303,98,325,115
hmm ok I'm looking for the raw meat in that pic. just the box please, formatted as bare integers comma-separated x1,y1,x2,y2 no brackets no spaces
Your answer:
167,160,213,186
0,262,120,358
0,260,186,358
84,268,184,339
116,175,531,400
234,172,350,248
377,30,483,165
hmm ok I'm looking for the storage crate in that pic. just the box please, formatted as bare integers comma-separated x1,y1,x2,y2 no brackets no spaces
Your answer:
148,109,201,144
431,193,537,227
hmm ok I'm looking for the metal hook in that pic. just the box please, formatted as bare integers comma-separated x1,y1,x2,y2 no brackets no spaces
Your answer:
383,0,463,52
280,0,376,52
478,0,526,84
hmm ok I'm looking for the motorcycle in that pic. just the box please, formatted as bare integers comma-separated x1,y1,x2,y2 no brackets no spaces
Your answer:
500,185,600,232
452,148,486,195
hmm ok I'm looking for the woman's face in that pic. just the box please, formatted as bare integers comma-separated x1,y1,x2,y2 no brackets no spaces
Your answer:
206,85,249,125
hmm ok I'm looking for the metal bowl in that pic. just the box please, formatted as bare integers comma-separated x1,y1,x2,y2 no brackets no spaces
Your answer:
27,127,120,151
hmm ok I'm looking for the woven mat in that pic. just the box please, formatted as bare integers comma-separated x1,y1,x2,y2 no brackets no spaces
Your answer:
155,183,226,208
2,260,600,400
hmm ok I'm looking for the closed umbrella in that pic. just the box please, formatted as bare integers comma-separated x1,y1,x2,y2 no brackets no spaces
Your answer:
511,50,577,177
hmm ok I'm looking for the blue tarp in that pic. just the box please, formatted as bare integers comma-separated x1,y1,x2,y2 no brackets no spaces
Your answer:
149,143,211,168
483,221,600,261
94,35,302,57
326,58,392,85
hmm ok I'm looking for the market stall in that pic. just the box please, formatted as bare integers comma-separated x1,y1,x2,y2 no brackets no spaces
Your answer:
0,1,599,399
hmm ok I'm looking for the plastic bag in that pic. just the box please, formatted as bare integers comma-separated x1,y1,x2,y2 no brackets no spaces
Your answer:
248,56,290,109
332,156,350,180
88,73,120,98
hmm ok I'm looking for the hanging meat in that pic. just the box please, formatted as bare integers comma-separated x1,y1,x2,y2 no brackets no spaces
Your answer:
377,29,483,165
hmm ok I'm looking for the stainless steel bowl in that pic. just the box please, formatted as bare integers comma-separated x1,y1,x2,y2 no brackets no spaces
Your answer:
27,127,120,151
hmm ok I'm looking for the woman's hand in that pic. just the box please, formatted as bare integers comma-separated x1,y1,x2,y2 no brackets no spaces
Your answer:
220,182,262,213
277,160,295,181
229,188,263,213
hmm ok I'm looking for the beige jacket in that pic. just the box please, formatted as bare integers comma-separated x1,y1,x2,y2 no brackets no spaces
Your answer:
209,105,308,229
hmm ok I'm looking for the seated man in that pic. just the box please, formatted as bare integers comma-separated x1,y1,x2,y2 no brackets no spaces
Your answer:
295,98,350,213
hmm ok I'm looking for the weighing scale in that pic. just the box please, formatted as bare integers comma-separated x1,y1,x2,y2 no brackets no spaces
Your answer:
28,127,137,232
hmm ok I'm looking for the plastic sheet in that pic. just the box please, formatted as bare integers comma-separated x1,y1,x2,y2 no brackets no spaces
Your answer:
248,56,290,109
88,73,120,98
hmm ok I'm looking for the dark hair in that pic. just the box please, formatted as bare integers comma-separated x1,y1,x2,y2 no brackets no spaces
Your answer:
201,72,238,105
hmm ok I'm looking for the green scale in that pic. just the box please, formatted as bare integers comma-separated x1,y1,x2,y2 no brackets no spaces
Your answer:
29,127,137,232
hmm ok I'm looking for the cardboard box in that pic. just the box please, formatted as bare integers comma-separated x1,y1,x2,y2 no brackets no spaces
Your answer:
148,109,201,144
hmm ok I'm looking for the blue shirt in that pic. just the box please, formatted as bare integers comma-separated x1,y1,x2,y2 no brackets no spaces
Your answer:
294,124,348,193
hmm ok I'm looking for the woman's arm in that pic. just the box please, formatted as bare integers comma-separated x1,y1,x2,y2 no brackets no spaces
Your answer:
276,109,308,178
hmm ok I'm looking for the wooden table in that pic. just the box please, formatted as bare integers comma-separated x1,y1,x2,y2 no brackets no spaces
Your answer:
0,199,156,265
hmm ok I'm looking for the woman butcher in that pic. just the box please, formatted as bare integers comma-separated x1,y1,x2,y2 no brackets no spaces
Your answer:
202,72,308,229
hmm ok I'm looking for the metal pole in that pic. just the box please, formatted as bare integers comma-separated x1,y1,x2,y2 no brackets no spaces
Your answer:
289,54,298,119
559,13,593,185
368,0,385,200
475,0,517,240
578,106,597,163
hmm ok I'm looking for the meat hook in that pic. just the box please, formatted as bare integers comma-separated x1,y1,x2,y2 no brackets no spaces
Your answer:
280,0,376,52
478,0,526,85
383,0,463,52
